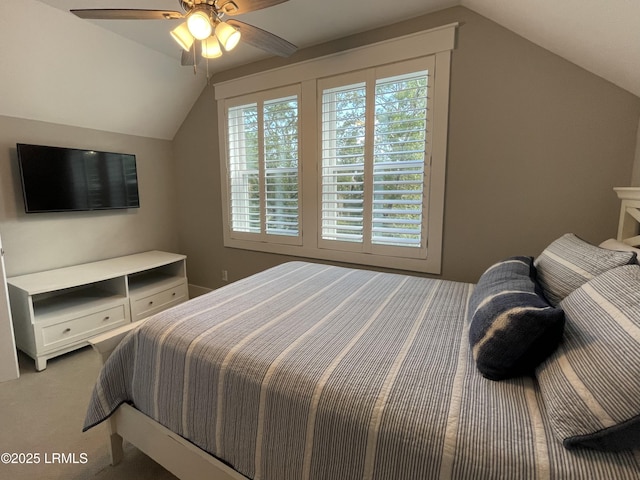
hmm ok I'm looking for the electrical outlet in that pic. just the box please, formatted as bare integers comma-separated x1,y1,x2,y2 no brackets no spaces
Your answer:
221,270,228,282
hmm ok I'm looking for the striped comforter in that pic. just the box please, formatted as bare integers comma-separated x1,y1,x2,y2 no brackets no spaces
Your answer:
84,262,640,479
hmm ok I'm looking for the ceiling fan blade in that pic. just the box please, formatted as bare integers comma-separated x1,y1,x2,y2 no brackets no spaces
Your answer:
226,19,297,57
181,43,203,67
218,0,289,16
71,9,183,20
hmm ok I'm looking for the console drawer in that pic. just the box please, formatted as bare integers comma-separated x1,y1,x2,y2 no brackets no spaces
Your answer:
131,282,188,322
39,304,128,351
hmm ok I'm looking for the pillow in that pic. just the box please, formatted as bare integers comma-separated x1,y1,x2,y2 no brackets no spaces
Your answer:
599,238,640,260
468,256,565,381
534,233,636,306
536,265,640,451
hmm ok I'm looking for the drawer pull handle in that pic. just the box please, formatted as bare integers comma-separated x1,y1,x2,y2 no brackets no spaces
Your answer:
172,292,176,296
63,328,71,334
149,301,154,305
103,316,110,321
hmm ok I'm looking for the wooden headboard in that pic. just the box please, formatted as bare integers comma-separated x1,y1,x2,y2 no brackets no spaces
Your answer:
615,187,640,247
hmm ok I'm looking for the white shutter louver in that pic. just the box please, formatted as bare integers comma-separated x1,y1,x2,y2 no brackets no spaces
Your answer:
228,103,260,233
321,83,367,243
264,96,299,236
227,91,300,241
372,71,429,248
320,70,429,251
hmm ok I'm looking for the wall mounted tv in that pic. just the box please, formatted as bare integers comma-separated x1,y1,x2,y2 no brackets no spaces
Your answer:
17,143,140,213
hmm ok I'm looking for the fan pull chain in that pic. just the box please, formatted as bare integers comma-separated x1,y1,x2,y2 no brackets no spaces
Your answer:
192,41,197,75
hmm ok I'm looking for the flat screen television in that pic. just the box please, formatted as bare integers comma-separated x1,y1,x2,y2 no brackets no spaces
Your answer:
17,143,140,213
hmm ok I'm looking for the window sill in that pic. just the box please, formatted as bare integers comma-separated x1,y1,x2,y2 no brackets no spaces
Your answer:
222,237,442,274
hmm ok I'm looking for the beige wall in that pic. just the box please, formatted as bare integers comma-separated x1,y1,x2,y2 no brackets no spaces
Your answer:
175,6,640,287
0,116,181,277
632,122,640,186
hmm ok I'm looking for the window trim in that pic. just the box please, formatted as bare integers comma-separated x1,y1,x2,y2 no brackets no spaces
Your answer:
216,23,456,273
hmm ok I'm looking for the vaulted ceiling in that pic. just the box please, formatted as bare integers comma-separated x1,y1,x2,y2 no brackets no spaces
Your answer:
1,0,638,140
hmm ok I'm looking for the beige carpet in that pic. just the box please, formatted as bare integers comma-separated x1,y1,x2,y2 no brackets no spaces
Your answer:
0,347,177,480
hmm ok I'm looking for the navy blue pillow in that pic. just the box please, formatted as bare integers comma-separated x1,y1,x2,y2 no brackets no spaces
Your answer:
468,256,565,381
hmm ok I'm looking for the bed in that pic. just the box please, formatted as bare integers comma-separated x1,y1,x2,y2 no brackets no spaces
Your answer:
83,189,640,480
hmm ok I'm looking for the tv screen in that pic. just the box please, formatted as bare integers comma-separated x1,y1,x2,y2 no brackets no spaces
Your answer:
17,143,140,213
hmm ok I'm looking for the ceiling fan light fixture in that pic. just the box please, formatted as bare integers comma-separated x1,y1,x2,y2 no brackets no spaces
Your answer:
170,22,195,51
215,21,241,51
202,36,223,59
187,8,213,40
69,2,299,68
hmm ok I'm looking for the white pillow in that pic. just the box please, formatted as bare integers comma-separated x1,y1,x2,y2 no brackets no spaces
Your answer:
536,265,640,451
534,234,637,306
599,238,640,257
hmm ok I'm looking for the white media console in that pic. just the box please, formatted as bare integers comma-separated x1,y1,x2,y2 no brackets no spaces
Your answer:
7,251,188,371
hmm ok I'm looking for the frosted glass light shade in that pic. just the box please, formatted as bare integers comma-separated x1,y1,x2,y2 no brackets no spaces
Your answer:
215,21,241,51
187,10,213,40
170,22,195,51
202,36,222,59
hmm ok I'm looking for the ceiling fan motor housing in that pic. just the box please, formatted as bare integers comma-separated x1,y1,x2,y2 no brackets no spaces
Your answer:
180,1,239,16
180,1,218,11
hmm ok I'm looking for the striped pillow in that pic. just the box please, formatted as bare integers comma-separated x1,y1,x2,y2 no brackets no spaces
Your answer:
534,233,636,306
468,257,565,380
536,265,640,451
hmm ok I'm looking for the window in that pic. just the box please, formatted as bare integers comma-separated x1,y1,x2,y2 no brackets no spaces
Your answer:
217,23,455,273
320,64,432,259
226,87,301,245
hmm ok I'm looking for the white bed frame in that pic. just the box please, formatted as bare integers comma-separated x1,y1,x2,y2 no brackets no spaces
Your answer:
89,187,640,480
89,324,249,480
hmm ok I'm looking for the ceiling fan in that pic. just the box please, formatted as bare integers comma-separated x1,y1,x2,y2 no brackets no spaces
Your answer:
70,0,298,67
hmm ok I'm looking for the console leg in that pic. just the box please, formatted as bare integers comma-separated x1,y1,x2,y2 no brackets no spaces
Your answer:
35,357,47,371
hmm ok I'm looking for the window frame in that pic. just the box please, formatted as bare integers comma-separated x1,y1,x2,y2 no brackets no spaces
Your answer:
217,23,456,273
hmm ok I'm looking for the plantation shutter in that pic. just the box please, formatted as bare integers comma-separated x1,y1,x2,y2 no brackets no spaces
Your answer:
372,71,428,248
226,89,301,244
320,66,431,256
321,82,367,244
264,96,299,237
228,103,260,234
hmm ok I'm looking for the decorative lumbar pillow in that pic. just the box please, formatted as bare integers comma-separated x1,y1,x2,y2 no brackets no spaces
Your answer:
536,265,640,451
468,256,565,381
534,233,636,306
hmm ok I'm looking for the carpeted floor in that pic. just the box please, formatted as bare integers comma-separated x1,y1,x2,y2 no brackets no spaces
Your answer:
0,347,177,480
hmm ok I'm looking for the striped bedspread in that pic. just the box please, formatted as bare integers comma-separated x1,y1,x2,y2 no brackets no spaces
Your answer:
84,262,640,479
